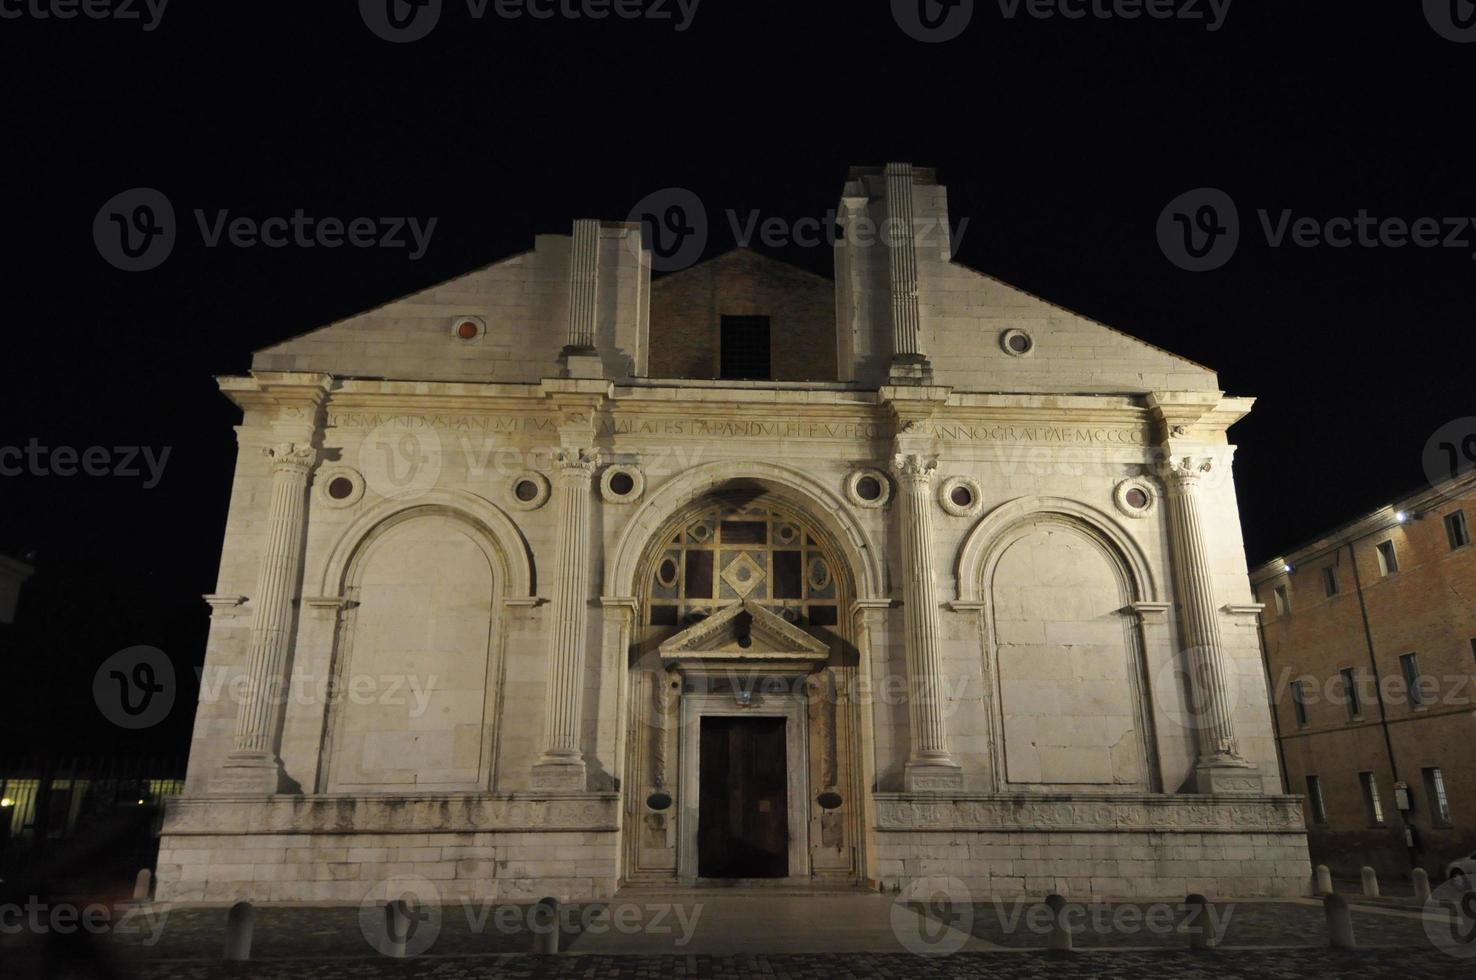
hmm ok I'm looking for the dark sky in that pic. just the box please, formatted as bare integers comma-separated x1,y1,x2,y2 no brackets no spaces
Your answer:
1,1,1471,755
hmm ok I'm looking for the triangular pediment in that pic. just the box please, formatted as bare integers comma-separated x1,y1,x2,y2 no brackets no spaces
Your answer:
659,600,830,665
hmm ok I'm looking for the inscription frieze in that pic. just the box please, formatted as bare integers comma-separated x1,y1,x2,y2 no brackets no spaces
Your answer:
874,794,1304,834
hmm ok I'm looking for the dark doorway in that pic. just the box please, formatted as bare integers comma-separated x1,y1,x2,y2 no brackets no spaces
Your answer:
719,315,772,380
697,716,788,878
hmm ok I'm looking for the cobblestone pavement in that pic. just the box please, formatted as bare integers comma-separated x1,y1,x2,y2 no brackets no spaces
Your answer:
3,897,1472,979
15,948,1472,980
918,899,1438,948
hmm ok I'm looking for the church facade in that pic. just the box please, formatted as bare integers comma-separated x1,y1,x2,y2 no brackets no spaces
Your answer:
156,165,1310,904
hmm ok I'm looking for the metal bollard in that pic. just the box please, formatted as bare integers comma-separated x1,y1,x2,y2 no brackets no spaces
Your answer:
1183,893,1216,950
133,868,153,902
1313,865,1333,896
1412,868,1431,902
223,901,255,962
532,896,560,955
1360,866,1379,897
1323,894,1355,948
385,899,412,958
1044,893,1072,952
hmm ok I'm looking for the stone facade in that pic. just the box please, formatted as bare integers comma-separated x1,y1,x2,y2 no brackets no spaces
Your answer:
159,164,1308,905
1251,471,1476,881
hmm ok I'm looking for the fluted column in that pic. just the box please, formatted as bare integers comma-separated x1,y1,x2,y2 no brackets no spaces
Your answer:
533,446,600,790
892,452,962,790
1161,454,1257,791
216,442,316,794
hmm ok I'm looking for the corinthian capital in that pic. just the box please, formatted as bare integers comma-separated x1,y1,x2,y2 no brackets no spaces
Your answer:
1161,455,1214,487
891,452,938,486
263,442,317,476
553,446,601,479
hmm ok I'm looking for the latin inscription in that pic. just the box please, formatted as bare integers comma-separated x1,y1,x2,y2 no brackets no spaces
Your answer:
326,412,1145,445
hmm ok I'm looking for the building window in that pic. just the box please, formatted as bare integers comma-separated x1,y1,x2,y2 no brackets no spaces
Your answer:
1400,652,1427,707
1292,681,1310,727
1360,771,1386,826
1376,540,1399,576
1339,668,1362,719
1322,567,1338,597
1423,767,1452,826
1273,585,1290,616
1446,511,1471,549
1305,775,1328,825
719,315,771,380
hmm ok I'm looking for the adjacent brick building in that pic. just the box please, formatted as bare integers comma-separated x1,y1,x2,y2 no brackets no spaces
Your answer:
1251,471,1476,881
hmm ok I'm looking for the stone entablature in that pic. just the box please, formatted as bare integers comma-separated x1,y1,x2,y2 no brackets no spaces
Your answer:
874,793,1305,834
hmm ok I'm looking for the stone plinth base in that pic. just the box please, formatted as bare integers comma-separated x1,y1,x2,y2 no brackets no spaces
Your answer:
211,752,289,795
155,792,619,905
873,791,1311,899
1192,762,1264,795
887,354,934,386
903,761,964,792
560,347,604,380
531,759,588,792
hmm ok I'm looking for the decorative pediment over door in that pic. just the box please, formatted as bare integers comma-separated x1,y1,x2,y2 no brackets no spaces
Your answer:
658,599,830,679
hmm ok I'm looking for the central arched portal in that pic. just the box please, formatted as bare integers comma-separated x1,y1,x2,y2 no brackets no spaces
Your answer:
621,489,866,886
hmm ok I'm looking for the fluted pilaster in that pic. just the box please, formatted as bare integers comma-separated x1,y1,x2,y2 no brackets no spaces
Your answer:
217,442,316,793
534,446,600,790
892,452,961,790
1161,455,1253,786
566,219,599,351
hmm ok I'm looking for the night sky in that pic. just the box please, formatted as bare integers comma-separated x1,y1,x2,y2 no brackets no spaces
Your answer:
1,2,1470,755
